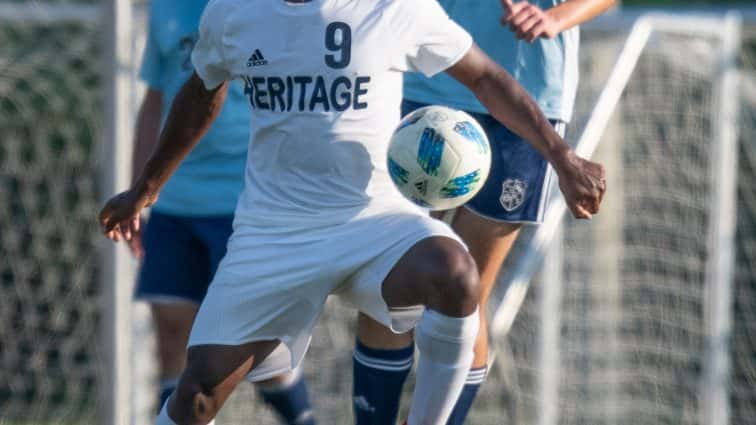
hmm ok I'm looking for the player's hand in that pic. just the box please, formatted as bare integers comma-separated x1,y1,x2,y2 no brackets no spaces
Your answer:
500,0,560,43
126,217,146,259
99,190,156,243
554,150,606,219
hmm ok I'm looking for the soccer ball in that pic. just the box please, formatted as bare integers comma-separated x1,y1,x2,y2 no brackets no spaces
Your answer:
387,105,491,210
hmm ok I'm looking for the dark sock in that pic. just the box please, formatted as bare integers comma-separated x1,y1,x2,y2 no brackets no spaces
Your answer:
258,373,316,425
446,367,487,425
352,340,414,425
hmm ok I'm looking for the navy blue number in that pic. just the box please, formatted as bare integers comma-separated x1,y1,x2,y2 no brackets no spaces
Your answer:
325,22,351,69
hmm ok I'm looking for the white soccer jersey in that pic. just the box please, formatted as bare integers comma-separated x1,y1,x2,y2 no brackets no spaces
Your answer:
191,0,472,225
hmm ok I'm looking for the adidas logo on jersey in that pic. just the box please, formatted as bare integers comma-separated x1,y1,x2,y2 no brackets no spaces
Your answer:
247,49,268,67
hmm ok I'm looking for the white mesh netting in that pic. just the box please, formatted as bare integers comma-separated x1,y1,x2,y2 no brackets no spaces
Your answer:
0,7,102,425
489,24,756,425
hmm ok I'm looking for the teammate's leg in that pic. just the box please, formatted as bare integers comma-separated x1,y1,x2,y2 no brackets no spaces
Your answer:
135,212,207,410
153,303,200,408
379,236,480,425
455,210,522,367
156,340,280,425
444,208,521,423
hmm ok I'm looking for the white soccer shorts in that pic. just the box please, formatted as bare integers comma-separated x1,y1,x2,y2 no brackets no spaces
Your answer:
187,209,463,382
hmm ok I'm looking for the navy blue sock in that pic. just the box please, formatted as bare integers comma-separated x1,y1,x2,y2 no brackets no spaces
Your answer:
446,367,487,425
258,373,316,425
352,340,414,425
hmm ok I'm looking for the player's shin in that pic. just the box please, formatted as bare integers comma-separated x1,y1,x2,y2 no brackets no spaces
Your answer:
408,308,479,425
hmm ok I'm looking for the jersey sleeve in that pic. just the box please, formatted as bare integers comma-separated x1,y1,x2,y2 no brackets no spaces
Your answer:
391,0,473,77
138,15,163,90
191,0,233,89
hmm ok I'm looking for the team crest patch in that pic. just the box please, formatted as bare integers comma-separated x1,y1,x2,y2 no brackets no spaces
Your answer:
499,179,527,211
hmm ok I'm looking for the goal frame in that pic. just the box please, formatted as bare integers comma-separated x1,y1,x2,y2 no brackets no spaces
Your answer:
488,12,742,425
102,1,135,425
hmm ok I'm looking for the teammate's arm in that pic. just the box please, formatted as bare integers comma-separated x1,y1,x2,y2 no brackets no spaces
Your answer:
132,89,163,186
124,88,163,257
100,73,228,241
446,44,605,219
501,0,616,42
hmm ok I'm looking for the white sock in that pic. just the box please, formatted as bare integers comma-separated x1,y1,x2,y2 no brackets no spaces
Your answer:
156,396,216,425
408,308,479,425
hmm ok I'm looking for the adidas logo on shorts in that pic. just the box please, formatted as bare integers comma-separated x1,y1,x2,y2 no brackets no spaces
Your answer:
247,49,268,67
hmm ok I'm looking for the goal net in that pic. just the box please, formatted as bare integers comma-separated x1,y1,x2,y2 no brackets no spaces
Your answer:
1,4,755,425
0,3,104,423
487,12,749,425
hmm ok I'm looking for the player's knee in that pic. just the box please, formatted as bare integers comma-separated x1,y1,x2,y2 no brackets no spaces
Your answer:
427,245,479,317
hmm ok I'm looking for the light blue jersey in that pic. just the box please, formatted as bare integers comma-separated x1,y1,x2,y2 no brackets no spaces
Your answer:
139,0,248,216
403,0,579,122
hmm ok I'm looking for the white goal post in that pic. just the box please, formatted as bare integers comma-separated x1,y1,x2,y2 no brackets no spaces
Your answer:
489,12,741,425
102,1,135,424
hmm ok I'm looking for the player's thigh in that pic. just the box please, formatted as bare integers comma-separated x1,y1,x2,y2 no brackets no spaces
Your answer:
353,236,476,345
381,236,474,307
451,207,522,304
135,212,210,304
341,213,476,333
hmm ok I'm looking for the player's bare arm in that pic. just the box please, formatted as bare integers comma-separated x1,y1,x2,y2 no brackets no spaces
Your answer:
125,88,163,257
99,73,228,241
501,0,616,42
447,44,606,219
132,89,164,186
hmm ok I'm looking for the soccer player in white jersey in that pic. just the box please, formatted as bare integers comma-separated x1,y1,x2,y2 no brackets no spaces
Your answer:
132,2,315,423
352,1,615,423
99,0,606,424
